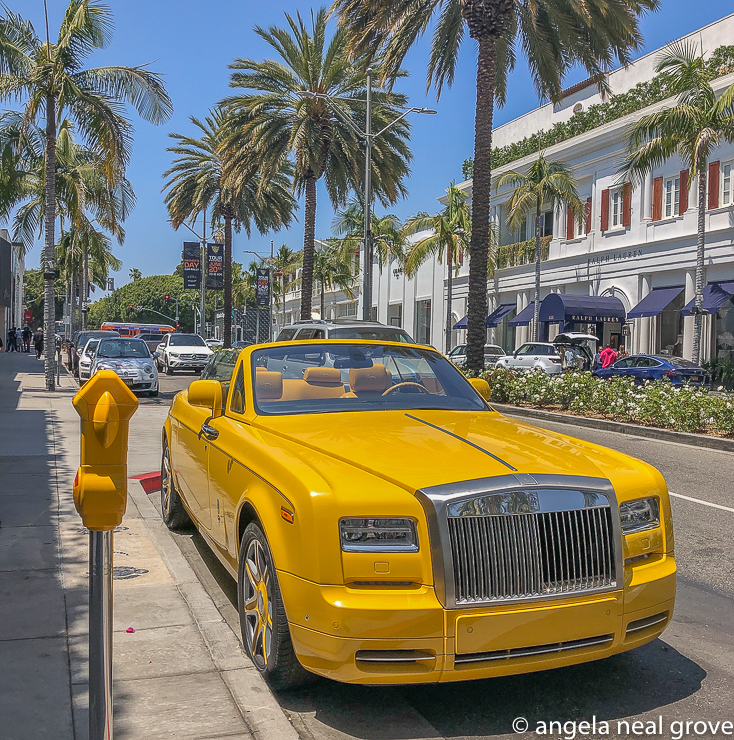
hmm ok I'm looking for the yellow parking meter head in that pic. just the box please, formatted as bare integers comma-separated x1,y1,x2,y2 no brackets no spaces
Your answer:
72,371,139,530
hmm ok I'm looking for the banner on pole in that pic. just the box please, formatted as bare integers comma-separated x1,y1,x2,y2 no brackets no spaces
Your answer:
206,243,224,290
256,268,270,307
182,242,201,290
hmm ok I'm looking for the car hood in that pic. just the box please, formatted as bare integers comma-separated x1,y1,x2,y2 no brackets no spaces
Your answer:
167,345,212,353
252,409,632,493
95,358,154,369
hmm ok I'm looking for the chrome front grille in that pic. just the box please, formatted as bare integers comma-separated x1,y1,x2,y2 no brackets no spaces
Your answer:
448,506,616,604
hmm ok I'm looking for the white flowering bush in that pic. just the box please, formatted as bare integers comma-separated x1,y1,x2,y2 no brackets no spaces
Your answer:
478,368,734,437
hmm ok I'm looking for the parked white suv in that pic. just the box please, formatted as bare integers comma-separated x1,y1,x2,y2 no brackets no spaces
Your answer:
275,319,414,343
495,342,563,374
448,344,506,368
155,333,213,375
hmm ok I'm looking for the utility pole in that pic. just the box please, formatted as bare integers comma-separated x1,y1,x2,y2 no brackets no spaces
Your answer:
269,239,274,341
200,208,207,338
362,68,373,322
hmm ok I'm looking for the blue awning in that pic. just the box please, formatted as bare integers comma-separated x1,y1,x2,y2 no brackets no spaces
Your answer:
627,286,684,319
508,302,535,327
681,281,734,316
539,294,626,324
486,303,516,327
453,315,467,329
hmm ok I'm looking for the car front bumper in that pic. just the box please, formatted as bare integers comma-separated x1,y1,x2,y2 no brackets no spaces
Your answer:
280,554,676,684
167,355,209,369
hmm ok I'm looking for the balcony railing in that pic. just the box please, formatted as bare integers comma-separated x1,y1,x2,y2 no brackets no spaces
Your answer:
496,235,552,269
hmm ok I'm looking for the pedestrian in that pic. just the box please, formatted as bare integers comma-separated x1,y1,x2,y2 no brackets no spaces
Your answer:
33,327,44,359
592,347,602,370
564,346,580,371
617,344,628,359
7,327,16,352
599,344,618,369
22,326,32,352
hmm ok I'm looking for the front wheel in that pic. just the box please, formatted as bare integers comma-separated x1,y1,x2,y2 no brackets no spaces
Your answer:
238,523,312,690
165,357,174,375
161,438,192,530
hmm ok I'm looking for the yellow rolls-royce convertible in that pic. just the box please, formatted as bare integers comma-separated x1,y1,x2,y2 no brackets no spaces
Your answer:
161,340,676,688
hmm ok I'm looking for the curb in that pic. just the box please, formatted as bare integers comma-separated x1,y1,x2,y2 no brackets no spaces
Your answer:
492,403,734,453
127,480,300,740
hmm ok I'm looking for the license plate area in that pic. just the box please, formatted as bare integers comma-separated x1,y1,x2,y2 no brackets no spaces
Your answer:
455,595,621,655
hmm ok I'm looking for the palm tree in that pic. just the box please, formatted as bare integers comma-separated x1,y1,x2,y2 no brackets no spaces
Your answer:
163,108,296,347
333,0,659,372
222,7,412,322
312,242,357,319
619,42,734,364
332,197,405,270
496,154,584,341
129,268,142,281
271,245,302,330
402,184,471,354
0,1,172,389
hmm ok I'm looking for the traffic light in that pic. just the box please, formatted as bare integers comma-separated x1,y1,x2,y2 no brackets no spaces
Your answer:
164,294,170,303
129,304,134,310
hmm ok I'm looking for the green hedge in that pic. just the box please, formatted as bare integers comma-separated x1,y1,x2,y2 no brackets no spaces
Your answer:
479,367,734,437
461,45,734,180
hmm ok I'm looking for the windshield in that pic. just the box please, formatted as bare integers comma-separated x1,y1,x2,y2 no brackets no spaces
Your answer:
329,327,413,342
97,339,151,359
252,343,488,416
170,334,206,347
84,340,99,355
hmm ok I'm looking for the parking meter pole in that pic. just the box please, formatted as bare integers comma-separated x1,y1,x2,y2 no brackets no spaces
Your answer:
56,344,61,385
89,530,113,740
256,306,260,344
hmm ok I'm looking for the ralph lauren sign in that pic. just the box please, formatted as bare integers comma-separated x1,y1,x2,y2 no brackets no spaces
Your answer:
588,249,643,266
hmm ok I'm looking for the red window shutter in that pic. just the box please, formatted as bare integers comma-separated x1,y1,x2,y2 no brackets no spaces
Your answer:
708,161,720,209
622,183,632,227
566,205,575,240
679,169,689,213
652,177,663,221
585,197,592,234
600,189,610,231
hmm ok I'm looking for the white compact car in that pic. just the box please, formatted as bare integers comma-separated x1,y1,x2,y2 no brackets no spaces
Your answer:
448,344,506,368
78,338,101,383
91,337,159,397
495,342,563,374
155,333,213,375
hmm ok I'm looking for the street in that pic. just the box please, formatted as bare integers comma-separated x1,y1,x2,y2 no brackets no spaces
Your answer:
140,372,734,740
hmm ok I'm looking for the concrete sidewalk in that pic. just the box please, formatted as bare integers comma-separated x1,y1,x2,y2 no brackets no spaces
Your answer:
0,353,296,740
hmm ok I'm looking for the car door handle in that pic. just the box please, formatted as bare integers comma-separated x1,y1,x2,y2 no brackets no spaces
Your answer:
199,423,219,441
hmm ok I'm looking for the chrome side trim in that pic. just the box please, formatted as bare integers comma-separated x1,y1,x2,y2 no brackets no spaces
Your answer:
626,612,668,634
415,474,623,609
454,634,614,664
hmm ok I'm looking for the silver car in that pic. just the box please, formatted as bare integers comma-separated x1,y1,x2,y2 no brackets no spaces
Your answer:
448,344,506,368
91,337,159,397
78,338,101,383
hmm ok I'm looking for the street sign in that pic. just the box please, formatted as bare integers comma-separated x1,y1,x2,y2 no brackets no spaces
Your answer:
106,278,114,291
256,268,270,307
182,242,201,289
206,243,224,290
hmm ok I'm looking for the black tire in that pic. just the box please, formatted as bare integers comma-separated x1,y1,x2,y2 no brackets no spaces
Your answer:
165,358,174,376
148,389,159,397
160,438,192,530
238,523,313,690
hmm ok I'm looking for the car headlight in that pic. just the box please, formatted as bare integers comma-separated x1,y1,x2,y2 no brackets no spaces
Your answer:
339,518,418,552
143,365,153,374
619,498,660,534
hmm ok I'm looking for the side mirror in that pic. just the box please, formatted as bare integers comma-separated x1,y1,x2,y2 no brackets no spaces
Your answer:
513,350,518,358
188,379,223,416
468,377,491,401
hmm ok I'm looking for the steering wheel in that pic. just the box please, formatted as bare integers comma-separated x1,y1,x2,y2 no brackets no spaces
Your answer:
382,382,430,396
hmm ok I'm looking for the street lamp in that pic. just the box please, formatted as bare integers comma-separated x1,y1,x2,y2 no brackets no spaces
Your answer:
170,209,207,336
296,75,436,320
244,242,274,342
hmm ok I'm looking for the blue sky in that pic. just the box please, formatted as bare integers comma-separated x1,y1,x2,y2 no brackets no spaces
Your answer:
15,0,732,291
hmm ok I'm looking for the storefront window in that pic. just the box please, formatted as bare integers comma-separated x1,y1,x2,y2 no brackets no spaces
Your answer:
657,292,685,356
415,299,431,345
715,304,734,361
388,303,402,327
495,316,516,354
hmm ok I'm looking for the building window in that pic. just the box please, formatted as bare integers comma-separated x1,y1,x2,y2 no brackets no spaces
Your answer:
388,303,402,327
514,217,527,243
415,299,431,345
610,188,623,227
664,176,680,217
722,161,732,206
337,302,357,317
539,210,553,238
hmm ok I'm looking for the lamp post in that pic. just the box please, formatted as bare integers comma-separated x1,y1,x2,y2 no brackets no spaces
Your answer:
244,249,273,342
296,83,436,321
175,209,207,337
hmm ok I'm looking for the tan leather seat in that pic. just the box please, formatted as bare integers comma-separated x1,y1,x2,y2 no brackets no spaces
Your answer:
256,370,283,401
281,367,344,401
342,364,392,398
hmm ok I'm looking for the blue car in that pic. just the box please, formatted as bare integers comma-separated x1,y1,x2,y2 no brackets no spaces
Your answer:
593,354,708,386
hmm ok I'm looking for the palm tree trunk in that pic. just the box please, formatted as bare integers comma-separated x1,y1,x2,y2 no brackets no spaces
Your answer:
321,284,325,319
82,245,89,330
445,247,454,355
533,201,542,342
301,174,317,320
466,36,497,373
44,93,57,389
692,165,707,365
282,275,287,328
224,214,233,347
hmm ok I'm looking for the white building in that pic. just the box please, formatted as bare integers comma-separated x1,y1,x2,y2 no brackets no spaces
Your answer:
0,229,25,344
366,14,734,364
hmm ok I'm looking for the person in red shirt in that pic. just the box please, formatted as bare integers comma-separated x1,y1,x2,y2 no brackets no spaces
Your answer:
599,345,618,369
